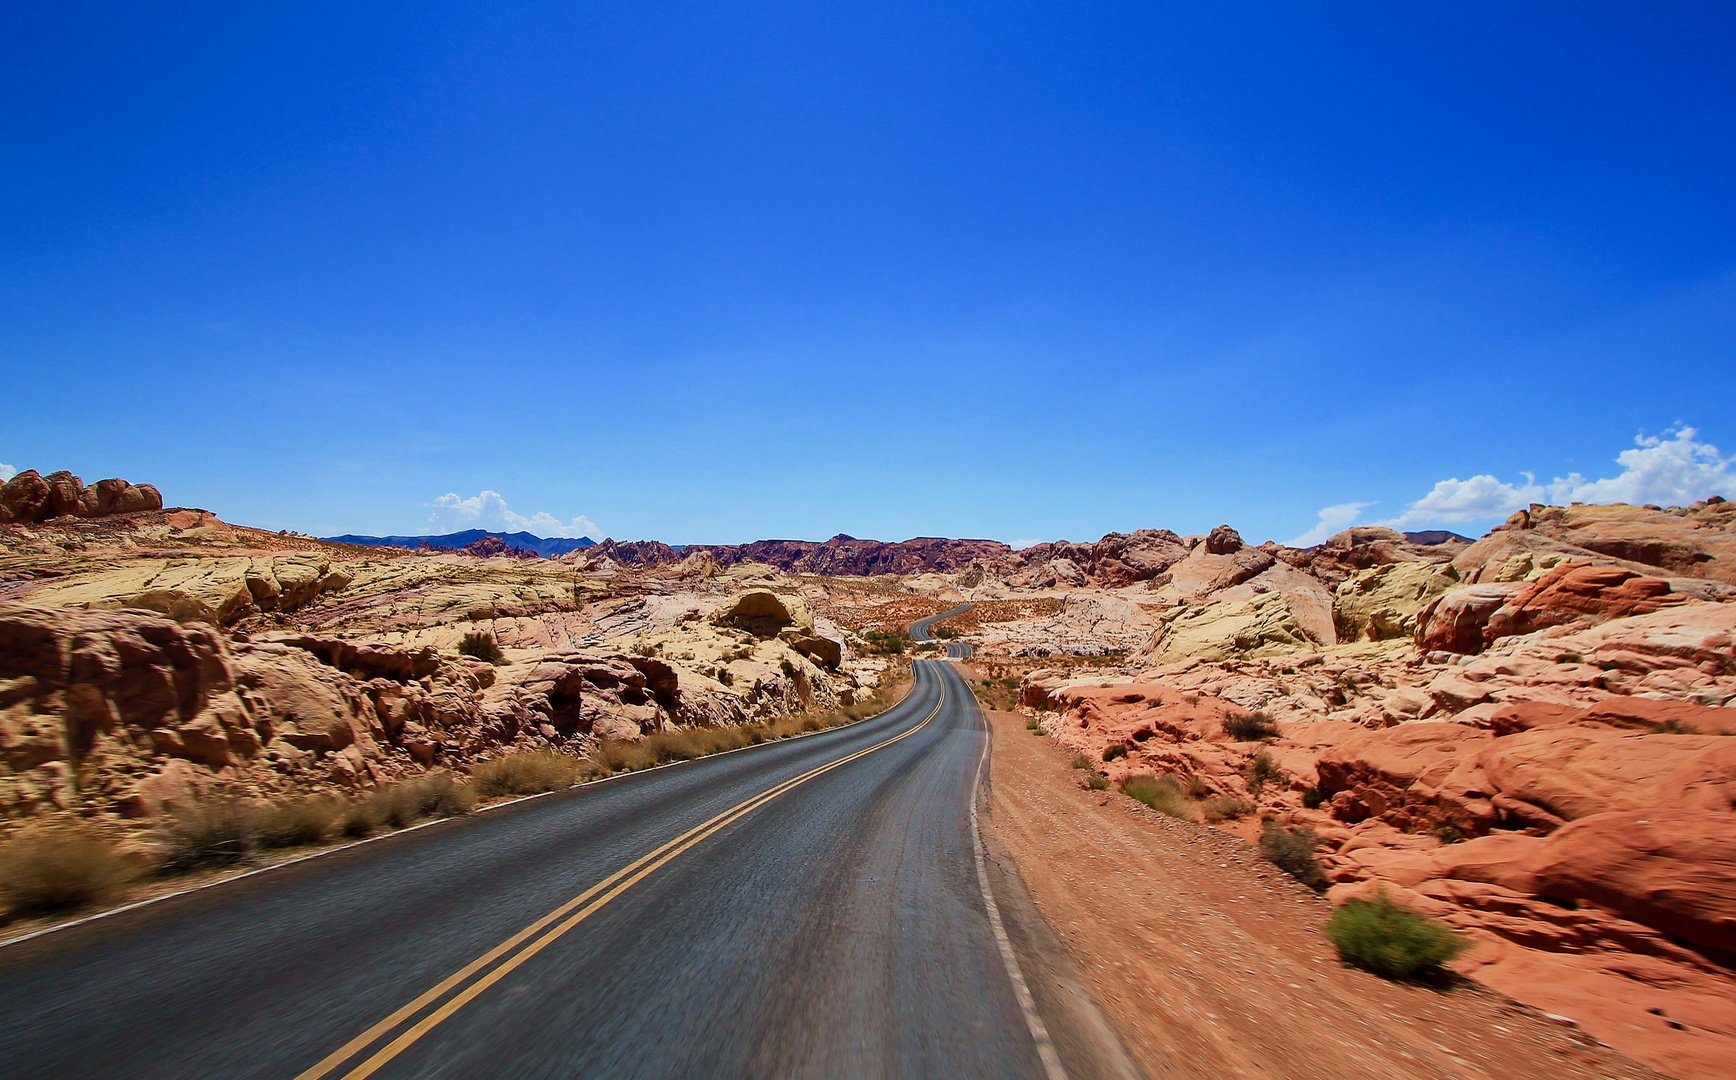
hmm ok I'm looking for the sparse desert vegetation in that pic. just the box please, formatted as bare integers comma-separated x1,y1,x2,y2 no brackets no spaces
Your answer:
1326,890,1469,979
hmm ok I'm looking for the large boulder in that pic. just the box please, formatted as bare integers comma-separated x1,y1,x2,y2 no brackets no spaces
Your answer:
1416,564,1686,655
710,590,815,639
1144,591,1316,662
1333,561,1460,642
1483,564,1680,640
20,555,350,626
0,470,163,523
1413,582,1524,653
0,470,51,524
1530,809,1736,955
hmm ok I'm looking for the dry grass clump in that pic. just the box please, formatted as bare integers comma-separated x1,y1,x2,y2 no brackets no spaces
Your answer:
257,798,342,848
158,802,267,872
162,773,476,861
1223,712,1280,741
1243,750,1285,793
0,826,141,919
972,677,1022,711
1121,775,1198,820
1202,794,1257,822
588,691,896,776
338,773,477,835
458,631,506,665
473,751,585,797
1260,821,1328,890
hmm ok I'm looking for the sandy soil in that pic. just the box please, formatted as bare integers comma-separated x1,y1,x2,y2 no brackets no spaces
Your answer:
978,704,1663,1080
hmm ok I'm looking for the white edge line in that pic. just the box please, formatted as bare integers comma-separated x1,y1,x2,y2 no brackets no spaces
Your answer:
967,670,1069,1080
0,675,930,954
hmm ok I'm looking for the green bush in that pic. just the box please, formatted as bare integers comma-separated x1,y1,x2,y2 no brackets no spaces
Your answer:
1122,775,1196,820
862,630,908,655
458,631,506,665
1102,743,1128,762
1184,775,1211,799
0,827,140,917
1326,891,1469,979
1223,713,1280,741
1302,786,1325,809
1085,773,1110,791
1259,821,1327,891
1071,754,1092,770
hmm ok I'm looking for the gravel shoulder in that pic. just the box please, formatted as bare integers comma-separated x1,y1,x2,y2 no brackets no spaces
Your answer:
978,704,1663,1080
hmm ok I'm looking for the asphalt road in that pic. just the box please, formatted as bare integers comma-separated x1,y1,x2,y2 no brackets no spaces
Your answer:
909,603,974,658
0,658,1136,1080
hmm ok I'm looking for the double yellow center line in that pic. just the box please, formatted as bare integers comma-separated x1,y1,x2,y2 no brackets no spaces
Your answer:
294,672,946,1080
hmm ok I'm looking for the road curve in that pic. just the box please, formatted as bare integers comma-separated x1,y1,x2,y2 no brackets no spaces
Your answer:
0,659,1128,1079
910,602,974,657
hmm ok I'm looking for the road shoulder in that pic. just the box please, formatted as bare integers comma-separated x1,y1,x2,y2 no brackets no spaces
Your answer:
977,705,1663,1080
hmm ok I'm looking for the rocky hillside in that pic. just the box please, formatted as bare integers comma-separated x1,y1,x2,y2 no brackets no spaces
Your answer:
0,480,903,831
991,498,1735,1080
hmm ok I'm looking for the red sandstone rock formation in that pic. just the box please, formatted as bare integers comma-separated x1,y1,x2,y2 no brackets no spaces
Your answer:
0,470,163,524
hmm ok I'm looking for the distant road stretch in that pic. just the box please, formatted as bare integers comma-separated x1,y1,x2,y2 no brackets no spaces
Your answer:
911,601,975,657
0,652,1124,1079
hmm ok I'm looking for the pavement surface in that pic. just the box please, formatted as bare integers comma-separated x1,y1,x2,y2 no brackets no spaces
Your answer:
0,658,1136,1080
910,602,974,658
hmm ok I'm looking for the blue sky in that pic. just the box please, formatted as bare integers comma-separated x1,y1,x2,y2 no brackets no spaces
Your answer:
4,3,1734,546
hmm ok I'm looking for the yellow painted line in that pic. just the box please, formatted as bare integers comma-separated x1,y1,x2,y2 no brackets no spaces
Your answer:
295,666,946,1080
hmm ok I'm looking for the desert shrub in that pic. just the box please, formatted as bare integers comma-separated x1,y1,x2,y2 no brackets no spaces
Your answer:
0,827,139,918
157,802,263,872
1244,751,1285,793
458,631,506,665
862,630,907,655
337,798,383,838
1655,719,1700,735
1202,794,1256,822
1071,754,1092,770
932,626,958,639
1259,821,1327,891
473,751,582,797
1326,891,1469,979
1223,713,1280,741
1122,775,1197,820
1302,786,1325,809
1026,718,1043,731
1102,743,1128,762
1085,773,1110,791
1184,775,1211,799
407,772,477,817
256,798,339,848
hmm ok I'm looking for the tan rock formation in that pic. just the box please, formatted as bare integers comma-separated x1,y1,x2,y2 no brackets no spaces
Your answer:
1333,561,1460,642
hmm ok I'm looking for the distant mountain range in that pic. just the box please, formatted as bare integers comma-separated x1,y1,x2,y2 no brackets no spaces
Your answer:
321,529,597,557
321,526,1472,569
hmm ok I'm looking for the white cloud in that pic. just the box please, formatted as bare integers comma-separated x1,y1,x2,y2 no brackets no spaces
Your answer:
1286,501,1375,547
1383,428,1734,530
426,490,601,539
1543,427,1735,507
0,463,14,483
1383,474,1543,528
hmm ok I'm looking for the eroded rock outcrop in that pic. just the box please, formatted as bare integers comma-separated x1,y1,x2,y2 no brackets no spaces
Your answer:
0,470,163,525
